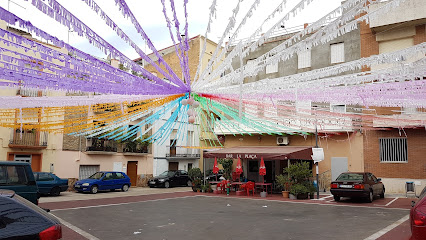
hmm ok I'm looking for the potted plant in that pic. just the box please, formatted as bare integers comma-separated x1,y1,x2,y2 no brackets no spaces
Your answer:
285,162,312,200
305,181,317,199
276,174,292,198
289,183,309,199
188,168,203,192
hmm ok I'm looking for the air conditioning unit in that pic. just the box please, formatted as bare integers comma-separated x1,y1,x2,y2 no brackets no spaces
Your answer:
277,136,289,145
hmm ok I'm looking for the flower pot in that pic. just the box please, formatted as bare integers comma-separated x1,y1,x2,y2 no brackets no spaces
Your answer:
297,193,308,199
289,194,297,200
282,191,290,198
260,191,267,198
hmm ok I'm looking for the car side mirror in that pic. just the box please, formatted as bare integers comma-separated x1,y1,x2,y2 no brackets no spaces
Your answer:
377,178,381,182
411,201,416,207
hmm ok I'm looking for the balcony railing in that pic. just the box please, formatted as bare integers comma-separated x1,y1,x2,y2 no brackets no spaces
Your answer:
166,153,201,158
9,129,48,149
166,148,200,158
86,138,117,152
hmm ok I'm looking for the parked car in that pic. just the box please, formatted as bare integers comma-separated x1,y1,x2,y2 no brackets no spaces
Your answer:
205,169,224,182
34,172,69,196
410,186,426,240
74,171,131,194
148,170,192,188
0,189,62,239
330,172,385,202
0,161,39,205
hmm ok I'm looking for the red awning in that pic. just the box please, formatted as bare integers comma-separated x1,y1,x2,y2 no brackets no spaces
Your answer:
203,146,313,160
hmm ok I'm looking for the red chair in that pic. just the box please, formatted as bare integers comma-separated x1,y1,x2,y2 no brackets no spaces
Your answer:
232,172,240,182
244,181,255,196
216,182,224,194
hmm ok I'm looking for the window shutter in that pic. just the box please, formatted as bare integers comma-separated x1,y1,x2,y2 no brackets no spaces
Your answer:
331,43,345,64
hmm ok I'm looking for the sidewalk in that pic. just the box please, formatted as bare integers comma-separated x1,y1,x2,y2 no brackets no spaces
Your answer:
39,187,192,203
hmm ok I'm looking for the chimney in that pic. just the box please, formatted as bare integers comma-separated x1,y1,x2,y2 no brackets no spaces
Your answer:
304,23,309,29
110,59,119,68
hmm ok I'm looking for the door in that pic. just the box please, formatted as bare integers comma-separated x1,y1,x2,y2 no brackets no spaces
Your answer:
265,161,273,183
100,172,115,190
170,140,176,156
188,163,193,171
127,161,138,187
35,172,56,194
79,165,100,180
331,157,348,181
169,162,179,171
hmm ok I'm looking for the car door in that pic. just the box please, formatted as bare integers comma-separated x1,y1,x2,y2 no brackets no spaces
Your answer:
36,172,56,194
114,172,124,188
369,173,382,195
180,170,189,186
101,172,115,190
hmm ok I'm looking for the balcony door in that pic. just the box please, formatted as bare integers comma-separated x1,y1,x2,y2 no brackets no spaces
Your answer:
170,140,176,156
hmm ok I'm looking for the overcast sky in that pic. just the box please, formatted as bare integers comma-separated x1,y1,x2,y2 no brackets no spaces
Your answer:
1,0,343,60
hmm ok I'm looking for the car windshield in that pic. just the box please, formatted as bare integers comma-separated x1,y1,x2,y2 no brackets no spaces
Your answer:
88,172,104,180
158,171,175,177
336,173,364,181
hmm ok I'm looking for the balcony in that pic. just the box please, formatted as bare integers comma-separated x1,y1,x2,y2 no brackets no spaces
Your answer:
86,138,117,154
122,142,150,155
9,129,48,149
166,147,200,159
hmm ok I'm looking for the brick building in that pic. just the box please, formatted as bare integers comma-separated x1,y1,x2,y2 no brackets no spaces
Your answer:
360,0,426,194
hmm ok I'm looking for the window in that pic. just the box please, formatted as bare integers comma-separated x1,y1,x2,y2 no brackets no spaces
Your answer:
0,166,28,185
38,173,54,181
379,138,407,162
115,173,125,179
330,104,346,113
266,62,278,74
331,43,344,64
298,49,311,69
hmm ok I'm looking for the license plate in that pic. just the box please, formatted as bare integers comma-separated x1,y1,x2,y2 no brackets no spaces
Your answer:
150,181,155,184
339,185,353,188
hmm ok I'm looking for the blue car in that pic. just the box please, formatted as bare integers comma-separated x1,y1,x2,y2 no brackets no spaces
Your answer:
34,172,68,196
74,171,131,194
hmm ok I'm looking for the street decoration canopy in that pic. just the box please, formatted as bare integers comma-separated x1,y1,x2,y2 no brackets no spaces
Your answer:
0,0,424,147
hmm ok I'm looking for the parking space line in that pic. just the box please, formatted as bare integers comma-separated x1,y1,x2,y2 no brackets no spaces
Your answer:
54,215,100,240
363,215,409,240
198,195,410,211
51,195,198,211
385,197,399,207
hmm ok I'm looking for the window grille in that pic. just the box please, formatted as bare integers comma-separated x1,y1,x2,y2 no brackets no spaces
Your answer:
379,138,407,162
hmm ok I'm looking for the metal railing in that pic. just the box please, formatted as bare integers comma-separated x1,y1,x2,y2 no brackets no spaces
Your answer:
86,138,117,152
9,129,48,148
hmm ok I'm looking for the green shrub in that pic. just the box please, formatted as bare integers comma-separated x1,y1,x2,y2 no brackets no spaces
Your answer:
188,168,202,181
275,174,292,191
284,161,312,183
289,183,309,196
218,158,233,180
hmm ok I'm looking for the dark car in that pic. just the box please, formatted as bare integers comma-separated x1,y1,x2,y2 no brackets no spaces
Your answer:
410,186,426,240
34,172,69,196
74,171,131,194
330,172,385,202
148,170,192,188
0,189,62,239
205,169,224,182
0,161,39,205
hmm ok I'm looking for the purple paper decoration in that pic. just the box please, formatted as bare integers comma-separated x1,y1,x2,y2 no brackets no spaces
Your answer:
114,0,188,90
80,0,187,90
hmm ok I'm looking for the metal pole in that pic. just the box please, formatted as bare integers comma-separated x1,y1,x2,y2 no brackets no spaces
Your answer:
315,123,319,199
238,50,243,119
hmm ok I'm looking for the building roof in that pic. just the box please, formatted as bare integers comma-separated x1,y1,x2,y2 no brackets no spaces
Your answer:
203,146,313,160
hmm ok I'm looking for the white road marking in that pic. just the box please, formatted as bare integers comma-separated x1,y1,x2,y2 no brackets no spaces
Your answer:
385,197,399,207
363,215,409,240
54,215,100,240
157,223,175,228
319,195,334,200
198,195,410,211
51,196,198,212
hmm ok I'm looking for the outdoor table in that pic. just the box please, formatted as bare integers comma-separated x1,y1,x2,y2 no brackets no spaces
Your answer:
255,183,272,194
231,182,245,191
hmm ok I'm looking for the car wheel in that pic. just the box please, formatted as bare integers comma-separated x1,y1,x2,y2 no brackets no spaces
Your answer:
187,180,192,187
380,187,385,198
334,196,340,202
367,190,374,203
90,185,98,194
50,187,61,196
122,184,129,192
164,181,170,188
